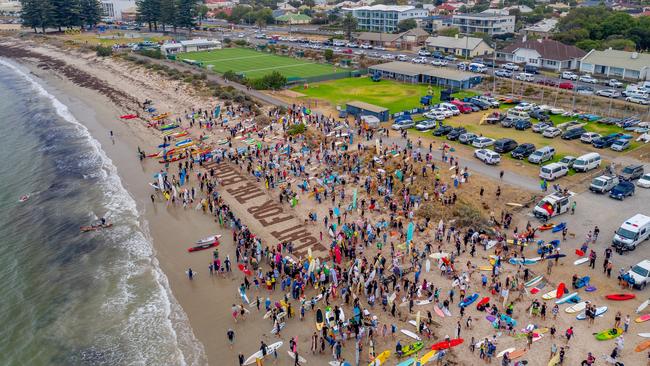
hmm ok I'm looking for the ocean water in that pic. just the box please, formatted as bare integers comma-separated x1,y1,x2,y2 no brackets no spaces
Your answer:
0,61,205,365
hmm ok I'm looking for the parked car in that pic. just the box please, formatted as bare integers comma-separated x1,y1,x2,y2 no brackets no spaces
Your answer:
580,132,601,143
529,109,549,121
503,63,519,71
561,127,586,140
415,119,437,131
495,69,513,78
477,96,500,108
474,149,501,165
607,79,624,88
576,86,594,95
637,173,650,188
592,135,618,148
579,74,598,84
590,175,619,193
459,132,478,144
444,55,457,61
524,64,539,74
431,59,448,66
396,54,408,61
596,89,621,98
611,138,631,151
516,72,535,82
619,164,645,181
391,119,414,130
558,155,576,168
537,79,558,87
500,117,518,128
559,82,574,90
432,107,453,118
532,122,552,133
561,71,578,80
540,162,569,181
609,181,635,200
472,137,495,148
450,100,472,113
573,152,602,172
513,102,535,112
511,143,535,159
468,98,490,109
493,138,518,153
412,57,427,64
447,127,467,140
528,146,556,164
542,127,562,138
514,120,532,130
423,110,446,120
418,49,431,56
432,125,453,136
626,96,649,105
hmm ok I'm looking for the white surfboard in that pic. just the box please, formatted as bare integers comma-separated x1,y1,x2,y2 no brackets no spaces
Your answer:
637,299,650,314
497,347,516,358
244,341,283,365
287,351,306,363
486,240,497,250
429,252,449,259
271,322,285,334
400,329,421,341
574,258,589,266
638,333,650,338
425,259,431,272
565,301,588,314
541,290,557,300
414,299,432,306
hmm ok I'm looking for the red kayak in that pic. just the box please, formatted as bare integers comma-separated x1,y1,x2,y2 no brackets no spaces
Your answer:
431,338,464,351
606,293,636,301
538,223,555,231
187,241,219,252
575,249,585,256
476,297,490,309
238,263,252,276
120,114,137,119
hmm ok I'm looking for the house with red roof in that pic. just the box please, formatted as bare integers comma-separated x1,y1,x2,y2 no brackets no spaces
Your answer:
497,37,586,71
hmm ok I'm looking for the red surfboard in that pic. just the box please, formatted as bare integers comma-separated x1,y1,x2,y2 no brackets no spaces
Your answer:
431,338,464,350
530,288,540,294
606,293,636,301
238,263,252,276
556,283,566,299
187,241,219,252
575,249,585,256
476,297,490,309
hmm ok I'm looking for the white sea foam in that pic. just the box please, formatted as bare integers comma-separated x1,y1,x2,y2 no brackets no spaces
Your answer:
0,59,207,365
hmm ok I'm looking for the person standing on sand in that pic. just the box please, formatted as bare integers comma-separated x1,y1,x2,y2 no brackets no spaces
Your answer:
227,329,235,349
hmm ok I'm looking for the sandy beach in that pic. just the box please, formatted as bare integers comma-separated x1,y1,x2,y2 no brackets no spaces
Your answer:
2,37,647,366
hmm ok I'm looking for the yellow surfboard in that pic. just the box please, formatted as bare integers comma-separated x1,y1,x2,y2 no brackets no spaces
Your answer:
419,350,437,364
369,350,391,366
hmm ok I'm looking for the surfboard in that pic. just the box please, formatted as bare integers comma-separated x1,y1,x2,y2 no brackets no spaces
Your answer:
541,290,556,300
287,351,306,363
418,350,437,364
370,350,391,366
639,333,650,338
556,292,578,304
243,341,283,365
434,306,445,318
524,275,543,288
316,308,324,330
429,252,449,259
574,258,589,265
636,314,650,323
548,351,560,366
637,299,650,314
270,322,285,334
577,306,607,320
507,349,527,359
565,301,588,313
401,329,421,341
479,265,493,271
497,347,516,358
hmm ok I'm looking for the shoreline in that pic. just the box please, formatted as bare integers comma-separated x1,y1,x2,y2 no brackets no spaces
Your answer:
2,38,646,366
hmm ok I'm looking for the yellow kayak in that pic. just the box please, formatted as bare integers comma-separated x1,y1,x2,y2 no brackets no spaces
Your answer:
369,350,390,366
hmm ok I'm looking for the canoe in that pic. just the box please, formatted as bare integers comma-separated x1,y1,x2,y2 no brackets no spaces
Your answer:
401,329,421,341
243,341,283,365
430,338,463,351
606,293,636,301
459,293,479,308
636,340,650,352
577,306,607,320
402,341,424,357
595,328,623,340
636,314,650,323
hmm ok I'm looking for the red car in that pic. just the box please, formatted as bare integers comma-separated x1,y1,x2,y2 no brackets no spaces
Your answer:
537,79,558,87
450,100,473,113
342,48,353,54
559,82,574,90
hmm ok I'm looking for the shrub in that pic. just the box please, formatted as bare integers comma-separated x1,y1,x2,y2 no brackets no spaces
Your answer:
287,123,306,136
96,46,113,57
138,48,163,59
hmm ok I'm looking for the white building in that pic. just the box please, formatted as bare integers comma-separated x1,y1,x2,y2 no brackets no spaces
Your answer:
452,13,516,35
344,5,429,33
161,39,222,55
580,49,650,81
101,0,136,21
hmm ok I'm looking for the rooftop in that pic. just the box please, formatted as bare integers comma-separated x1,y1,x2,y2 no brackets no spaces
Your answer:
502,38,585,61
425,35,488,50
347,5,415,12
369,61,477,81
523,18,558,33
347,101,389,113
453,12,514,18
581,49,650,71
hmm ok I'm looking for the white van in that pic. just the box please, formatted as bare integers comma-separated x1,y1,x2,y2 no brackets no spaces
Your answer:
540,162,569,181
440,103,460,115
506,109,531,120
613,214,650,252
528,146,555,164
627,260,650,289
572,152,601,172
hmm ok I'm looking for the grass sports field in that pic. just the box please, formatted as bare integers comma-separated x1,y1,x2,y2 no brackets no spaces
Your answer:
178,48,339,80
292,77,476,113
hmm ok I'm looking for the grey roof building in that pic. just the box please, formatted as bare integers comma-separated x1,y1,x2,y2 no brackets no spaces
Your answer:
580,49,650,80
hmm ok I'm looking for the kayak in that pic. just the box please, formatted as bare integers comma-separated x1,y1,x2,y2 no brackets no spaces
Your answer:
187,241,219,252
538,223,555,231
556,283,566,298
369,350,390,366
80,223,113,232
459,293,479,308
551,222,566,233
476,297,490,309
401,341,424,357
120,114,137,119
430,338,463,351
606,293,636,301
595,328,623,341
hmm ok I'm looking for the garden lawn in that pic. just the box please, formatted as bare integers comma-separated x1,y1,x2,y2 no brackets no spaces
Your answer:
292,77,476,113
178,47,337,80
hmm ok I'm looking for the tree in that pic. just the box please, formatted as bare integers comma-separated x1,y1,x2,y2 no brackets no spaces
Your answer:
195,4,208,26
303,0,315,8
397,18,417,32
342,13,357,40
176,0,198,32
136,0,161,31
159,0,177,32
438,27,459,37
324,48,334,62
79,0,103,28
20,0,53,33
228,5,252,24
